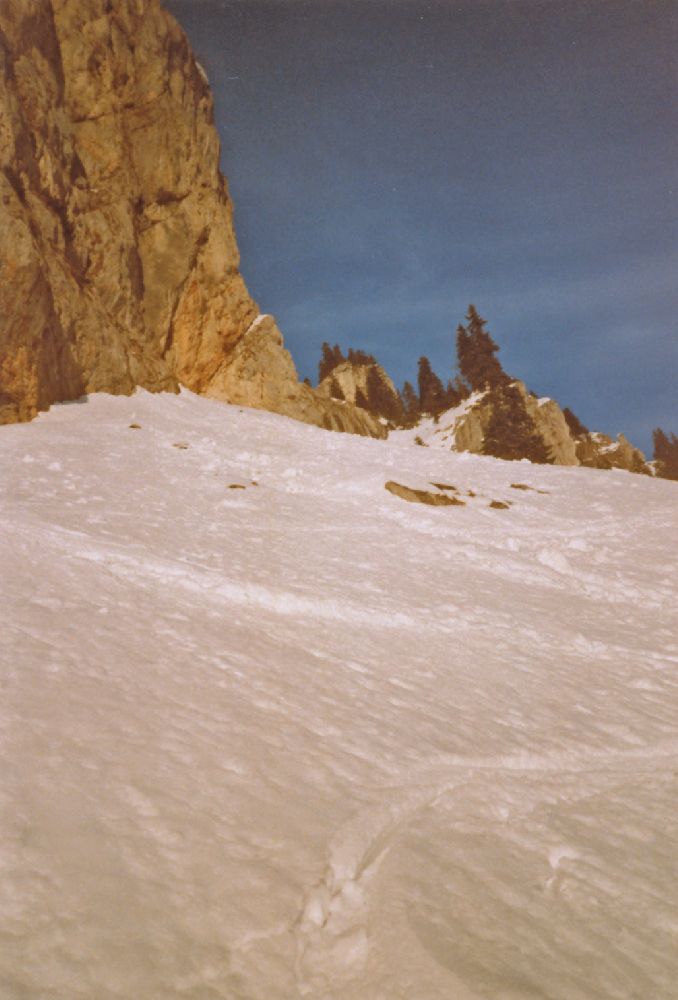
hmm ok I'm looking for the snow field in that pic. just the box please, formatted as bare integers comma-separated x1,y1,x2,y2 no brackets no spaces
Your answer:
1,389,677,999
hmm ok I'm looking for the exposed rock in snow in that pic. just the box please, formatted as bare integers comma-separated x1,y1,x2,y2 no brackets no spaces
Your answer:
522,389,578,465
317,360,399,411
577,431,649,474
394,381,649,474
206,316,386,437
384,480,466,506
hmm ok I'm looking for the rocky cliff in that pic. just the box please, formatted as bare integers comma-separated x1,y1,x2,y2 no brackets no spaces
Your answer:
0,0,383,436
411,381,650,474
575,431,649,474
431,382,578,466
318,360,397,407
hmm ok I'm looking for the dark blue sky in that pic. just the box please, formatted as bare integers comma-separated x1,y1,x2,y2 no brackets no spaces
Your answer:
166,0,676,453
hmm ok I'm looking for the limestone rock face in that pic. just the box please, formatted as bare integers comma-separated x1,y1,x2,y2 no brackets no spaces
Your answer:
417,381,650,473
318,361,398,407
448,382,576,464
0,0,380,437
576,432,650,474
204,315,386,437
445,392,491,454
522,390,579,466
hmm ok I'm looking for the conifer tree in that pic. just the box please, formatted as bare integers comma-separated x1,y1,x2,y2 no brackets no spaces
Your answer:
482,384,551,463
652,428,678,480
455,324,471,390
401,381,420,427
354,387,369,410
457,306,507,391
318,343,345,383
444,381,461,410
563,406,589,438
417,356,446,415
444,377,470,410
347,348,376,367
318,342,334,383
366,366,402,422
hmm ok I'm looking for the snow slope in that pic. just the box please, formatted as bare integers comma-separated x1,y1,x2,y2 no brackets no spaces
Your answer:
1,390,677,1000
391,392,487,450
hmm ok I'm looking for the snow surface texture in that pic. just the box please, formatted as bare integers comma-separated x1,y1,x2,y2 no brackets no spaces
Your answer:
391,392,487,450
1,390,677,1000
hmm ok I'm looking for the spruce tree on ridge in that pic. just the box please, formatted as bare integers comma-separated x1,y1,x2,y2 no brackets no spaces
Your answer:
457,306,507,391
652,428,678,480
400,381,420,427
417,356,447,416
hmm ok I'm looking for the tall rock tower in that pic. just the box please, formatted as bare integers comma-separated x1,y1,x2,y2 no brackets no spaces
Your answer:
0,0,383,436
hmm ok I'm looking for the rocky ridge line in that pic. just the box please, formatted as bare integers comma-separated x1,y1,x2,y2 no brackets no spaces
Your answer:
409,380,651,474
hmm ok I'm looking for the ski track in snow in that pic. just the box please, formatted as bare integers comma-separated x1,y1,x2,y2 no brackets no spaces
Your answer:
293,740,678,997
1,391,677,1000
2,517,417,631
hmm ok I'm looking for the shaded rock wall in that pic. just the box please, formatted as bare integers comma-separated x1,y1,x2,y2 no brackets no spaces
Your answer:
576,432,649,474
0,0,381,436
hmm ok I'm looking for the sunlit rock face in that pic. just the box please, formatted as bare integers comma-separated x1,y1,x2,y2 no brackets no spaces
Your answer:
409,381,650,473
205,315,387,437
445,381,578,466
521,389,579,466
318,360,398,407
0,0,381,436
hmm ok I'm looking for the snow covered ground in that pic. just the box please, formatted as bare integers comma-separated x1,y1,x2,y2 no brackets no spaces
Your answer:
1,389,677,1000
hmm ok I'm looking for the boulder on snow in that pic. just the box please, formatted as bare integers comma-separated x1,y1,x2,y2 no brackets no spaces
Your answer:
385,481,466,506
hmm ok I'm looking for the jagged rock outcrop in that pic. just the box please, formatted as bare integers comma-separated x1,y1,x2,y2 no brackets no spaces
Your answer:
416,380,649,473
0,0,381,437
576,432,649,474
318,360,396,406
522,390,579,465
209,314,385,436
436,381,577,466
317,359,401,426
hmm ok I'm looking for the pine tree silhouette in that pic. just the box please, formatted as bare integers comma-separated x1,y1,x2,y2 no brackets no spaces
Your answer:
418,356,446,415
318,343,345,383
652,428,678,480
401,381,420,427
366,366,402,421
354,387,369,410
347,348,376,367
563,407,589,438
457,306,507,391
